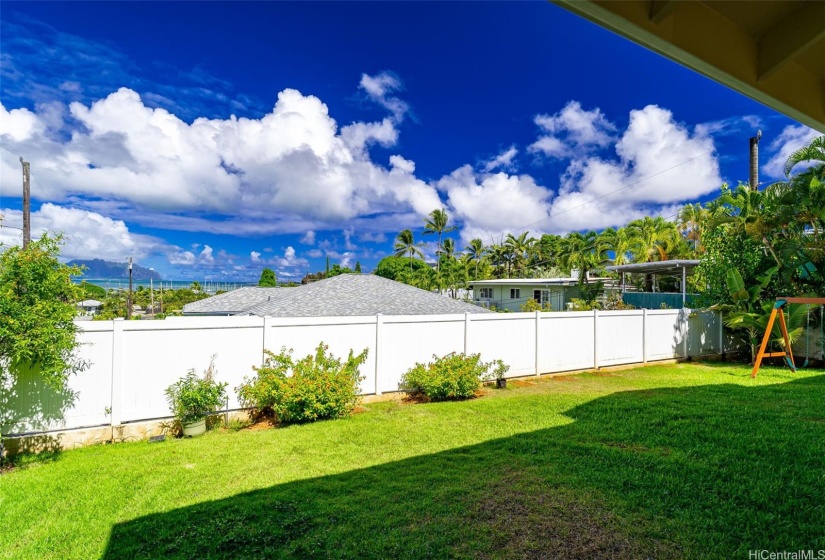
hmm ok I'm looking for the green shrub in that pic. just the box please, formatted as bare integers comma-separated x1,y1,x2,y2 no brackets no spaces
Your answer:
400,353,508,401
164,357,228,425
237,343,368,423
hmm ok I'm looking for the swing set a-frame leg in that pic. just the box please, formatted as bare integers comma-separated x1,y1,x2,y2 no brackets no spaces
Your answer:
752,307,779,378
752,303,796,378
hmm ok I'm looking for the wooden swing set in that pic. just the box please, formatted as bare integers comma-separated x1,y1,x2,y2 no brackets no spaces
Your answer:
751,297,825,377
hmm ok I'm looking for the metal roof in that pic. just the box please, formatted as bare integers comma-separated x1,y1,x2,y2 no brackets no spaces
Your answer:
468,278,583,287
241,274,491,317
605,260,700,275
76,299,103,307
182,287,287,315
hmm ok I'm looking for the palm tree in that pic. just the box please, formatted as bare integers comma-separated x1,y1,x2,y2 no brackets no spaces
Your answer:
465,238,487,280
439,238,456,260
677,203,708,254
394,229,424,275
504,232,533,277
598,227,634,265
423,208,458,274
559,231,601,284
784,135,825,180
627,216,677,263
488,244,507,278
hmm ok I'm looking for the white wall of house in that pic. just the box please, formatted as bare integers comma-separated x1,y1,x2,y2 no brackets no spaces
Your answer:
473,284,580,311
1,309,730,436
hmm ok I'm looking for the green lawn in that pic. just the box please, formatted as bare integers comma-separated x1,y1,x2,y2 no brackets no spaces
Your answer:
2,363,824,559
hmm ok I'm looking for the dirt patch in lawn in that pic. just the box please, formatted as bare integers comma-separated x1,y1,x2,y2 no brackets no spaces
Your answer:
470,468,681,560
510,380,535,387
550,375,577,382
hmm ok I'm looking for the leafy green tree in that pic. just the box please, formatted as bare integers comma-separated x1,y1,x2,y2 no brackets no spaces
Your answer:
258,268,277,287
327,264,353,278
0,234,85,387
627,216,677,263
374,255,428,281
354,261,361,273
394,229,425,274
598,227,634,266
78,281,106,300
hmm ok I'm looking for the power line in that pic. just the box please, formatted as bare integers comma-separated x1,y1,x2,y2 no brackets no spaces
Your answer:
512,151,713,235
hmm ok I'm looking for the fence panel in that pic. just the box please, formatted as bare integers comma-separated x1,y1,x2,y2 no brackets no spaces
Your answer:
120,317,264,422
688,311,722,356
597,311,645,367
264,316,378,395
537,312,596,373
2,323,114,435
379,316,465,393
645,310,684,360
467,313,537,377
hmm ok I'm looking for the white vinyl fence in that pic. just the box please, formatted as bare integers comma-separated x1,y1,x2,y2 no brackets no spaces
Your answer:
2,309,726,436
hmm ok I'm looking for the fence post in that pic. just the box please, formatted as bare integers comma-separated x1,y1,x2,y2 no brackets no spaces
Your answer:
535,310,540,376
719,311,724,356
682,310,689,359
642,308,648,364
593,309,599,369
375,315,383,396
464,312,470,355
110,319,124,427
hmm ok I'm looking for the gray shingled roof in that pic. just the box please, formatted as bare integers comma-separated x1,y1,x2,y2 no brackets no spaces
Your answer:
240,274,491,317
182,287,287,315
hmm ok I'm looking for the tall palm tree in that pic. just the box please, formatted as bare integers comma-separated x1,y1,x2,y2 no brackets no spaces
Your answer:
488,244,507,278
465,238,487,280
394,229,424,274
504,232,534,277
423,208,458,274
439,238,456,260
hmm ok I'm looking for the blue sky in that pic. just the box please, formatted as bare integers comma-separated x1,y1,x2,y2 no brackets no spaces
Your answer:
0,2,819,281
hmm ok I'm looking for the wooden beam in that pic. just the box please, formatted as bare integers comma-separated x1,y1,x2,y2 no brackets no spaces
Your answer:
648,0,678,24
758,2,825,82
777,297,825,305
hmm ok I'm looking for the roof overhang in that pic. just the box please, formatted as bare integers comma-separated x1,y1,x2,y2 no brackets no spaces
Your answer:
606,259,700,275
552,0,825,132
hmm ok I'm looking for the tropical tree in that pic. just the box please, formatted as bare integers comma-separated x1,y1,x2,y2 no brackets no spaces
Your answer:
258,268,277,287
423,209,458,274
598,227,634,266
627,216,678,263
784,135,825,181
559,231,602,283
504,232,533,277
677,203,708,254
465,238,487,280
394,229,424,274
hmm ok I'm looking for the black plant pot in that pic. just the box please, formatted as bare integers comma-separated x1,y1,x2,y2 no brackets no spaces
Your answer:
496,378,507,389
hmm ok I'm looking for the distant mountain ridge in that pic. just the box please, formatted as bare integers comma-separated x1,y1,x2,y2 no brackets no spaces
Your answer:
69,259,162,281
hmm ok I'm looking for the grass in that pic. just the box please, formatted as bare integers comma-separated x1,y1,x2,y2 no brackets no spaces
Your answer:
2,362,824,559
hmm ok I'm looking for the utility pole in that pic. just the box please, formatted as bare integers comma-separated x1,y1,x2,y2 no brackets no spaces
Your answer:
127,257,133,320
749,130,762,191
150,277,155,319
19,157,31,248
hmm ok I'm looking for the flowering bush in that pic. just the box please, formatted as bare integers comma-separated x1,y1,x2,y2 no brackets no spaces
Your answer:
401,353,508,400
237,343,367,423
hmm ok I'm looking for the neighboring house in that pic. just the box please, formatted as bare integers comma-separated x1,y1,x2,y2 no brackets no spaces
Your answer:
239,274,491,317
468,278,588,312
606,259,700,309
182,287,286,316
76,299,103,316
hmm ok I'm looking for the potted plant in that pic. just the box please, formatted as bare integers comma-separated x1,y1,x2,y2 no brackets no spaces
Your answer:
165,357,227,437
492,359,510,389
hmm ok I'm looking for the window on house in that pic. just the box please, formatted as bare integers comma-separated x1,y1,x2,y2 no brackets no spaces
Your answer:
479,287,493,299
510,288,520,299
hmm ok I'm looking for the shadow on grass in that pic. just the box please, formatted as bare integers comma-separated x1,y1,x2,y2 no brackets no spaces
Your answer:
101,376,825,559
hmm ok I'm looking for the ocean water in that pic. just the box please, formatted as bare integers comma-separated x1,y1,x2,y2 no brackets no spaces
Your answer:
74,278,256,293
